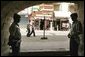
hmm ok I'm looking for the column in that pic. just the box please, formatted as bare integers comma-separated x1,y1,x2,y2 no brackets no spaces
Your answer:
50,21,53,31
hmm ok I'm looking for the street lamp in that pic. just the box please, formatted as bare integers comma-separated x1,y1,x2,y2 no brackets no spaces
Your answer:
41,16,48,39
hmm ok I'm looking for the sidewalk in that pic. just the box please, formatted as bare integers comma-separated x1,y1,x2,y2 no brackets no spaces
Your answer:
35,30,70,36
20,28,70,36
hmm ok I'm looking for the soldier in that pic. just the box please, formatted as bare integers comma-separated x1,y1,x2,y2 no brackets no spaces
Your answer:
8,13,21,56
68,13,82,56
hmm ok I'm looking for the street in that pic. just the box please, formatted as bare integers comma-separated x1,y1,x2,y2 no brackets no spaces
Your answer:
20,31,70,52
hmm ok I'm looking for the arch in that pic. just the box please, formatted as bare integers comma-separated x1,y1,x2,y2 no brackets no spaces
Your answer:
1,1,84,56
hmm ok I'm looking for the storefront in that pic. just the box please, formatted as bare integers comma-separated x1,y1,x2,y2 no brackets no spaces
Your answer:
28,3,72,31
53,17,71,31
31,17,52,30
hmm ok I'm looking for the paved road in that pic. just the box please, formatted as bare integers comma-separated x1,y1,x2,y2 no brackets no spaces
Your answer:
20,35,70,52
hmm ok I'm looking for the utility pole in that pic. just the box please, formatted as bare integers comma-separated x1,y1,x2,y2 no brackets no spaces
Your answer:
41,16,48,39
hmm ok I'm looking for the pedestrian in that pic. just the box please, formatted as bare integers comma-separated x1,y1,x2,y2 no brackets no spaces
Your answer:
8,13,21,56
29,20,35,37
26,23,30,37
68,13,82,56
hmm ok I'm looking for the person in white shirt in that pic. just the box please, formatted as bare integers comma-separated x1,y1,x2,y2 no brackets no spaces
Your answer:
29,20,35,37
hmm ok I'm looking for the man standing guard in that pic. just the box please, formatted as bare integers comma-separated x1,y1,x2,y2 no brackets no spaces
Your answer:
68,13,82,56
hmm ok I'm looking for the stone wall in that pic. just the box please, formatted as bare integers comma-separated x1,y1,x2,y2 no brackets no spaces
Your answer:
77,1,84,56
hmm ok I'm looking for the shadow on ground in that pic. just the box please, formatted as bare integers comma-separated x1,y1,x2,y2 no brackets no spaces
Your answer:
9,51,70,56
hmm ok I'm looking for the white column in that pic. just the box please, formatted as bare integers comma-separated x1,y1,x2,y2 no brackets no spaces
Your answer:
57,25,58,31
50,22,53,31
